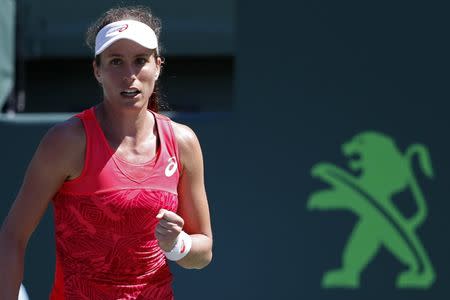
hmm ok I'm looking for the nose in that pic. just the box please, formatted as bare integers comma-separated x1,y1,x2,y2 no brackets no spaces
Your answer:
122,64,138,83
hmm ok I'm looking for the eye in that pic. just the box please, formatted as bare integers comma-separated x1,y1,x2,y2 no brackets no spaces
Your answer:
135,57,148,65
110,58,122,65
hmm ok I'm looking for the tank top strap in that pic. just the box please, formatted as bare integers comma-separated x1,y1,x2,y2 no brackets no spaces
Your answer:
77,107,112,165
59,107,112,194
152,111,182,173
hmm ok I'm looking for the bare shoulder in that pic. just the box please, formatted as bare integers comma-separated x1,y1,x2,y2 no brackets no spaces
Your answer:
171,121,199,150
38,117,85,176
170,121,203,170
43,116,85,152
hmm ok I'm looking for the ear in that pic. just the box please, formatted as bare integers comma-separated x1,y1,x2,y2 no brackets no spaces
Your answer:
154,56,162,80
92,60,102,84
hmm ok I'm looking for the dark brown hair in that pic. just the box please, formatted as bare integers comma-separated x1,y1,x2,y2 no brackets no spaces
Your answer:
85,5,167,112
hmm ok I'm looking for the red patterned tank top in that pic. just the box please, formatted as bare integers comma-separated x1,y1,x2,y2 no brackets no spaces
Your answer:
50,107,181,300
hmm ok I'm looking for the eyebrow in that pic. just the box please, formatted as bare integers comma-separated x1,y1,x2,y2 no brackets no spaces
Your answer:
106,52,152,58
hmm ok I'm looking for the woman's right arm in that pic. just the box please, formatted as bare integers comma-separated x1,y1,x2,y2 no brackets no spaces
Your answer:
0,118,84,299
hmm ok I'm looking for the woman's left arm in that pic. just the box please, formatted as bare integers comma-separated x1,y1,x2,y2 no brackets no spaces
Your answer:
169,122,213,269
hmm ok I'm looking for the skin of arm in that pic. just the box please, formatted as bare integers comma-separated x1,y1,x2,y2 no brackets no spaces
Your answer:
0,118,85,298
155,122,213,269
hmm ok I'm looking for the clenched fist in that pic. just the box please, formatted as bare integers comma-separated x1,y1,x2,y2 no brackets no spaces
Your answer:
155,209,185,252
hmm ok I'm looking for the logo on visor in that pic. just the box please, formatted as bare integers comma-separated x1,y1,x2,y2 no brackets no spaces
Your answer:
117,24,128,32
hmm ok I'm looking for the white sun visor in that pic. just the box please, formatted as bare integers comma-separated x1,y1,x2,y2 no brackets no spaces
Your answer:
95,19,158,56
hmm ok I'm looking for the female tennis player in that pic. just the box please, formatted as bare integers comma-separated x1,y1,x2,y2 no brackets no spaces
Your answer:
0,5,213,299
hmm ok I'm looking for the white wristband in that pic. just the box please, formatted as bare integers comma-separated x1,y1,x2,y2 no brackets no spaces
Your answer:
163,231,192,261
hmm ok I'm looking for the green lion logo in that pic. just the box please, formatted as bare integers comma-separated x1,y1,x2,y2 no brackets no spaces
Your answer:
307,131,436,289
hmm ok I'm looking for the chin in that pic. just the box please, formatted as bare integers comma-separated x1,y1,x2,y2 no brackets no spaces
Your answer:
120,96,148,109
124,102,149,111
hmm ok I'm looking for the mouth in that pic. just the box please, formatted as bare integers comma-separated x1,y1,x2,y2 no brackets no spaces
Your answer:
120,88,141,98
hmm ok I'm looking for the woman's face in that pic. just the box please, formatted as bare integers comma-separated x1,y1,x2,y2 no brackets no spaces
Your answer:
93,39,161,110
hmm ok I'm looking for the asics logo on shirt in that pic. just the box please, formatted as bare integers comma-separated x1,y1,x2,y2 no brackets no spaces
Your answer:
165,157,178,177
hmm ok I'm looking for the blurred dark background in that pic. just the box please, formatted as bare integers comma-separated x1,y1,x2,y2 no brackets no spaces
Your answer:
3,0,234,113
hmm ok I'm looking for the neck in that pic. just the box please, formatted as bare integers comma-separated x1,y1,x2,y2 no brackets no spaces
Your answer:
95,102,155,147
